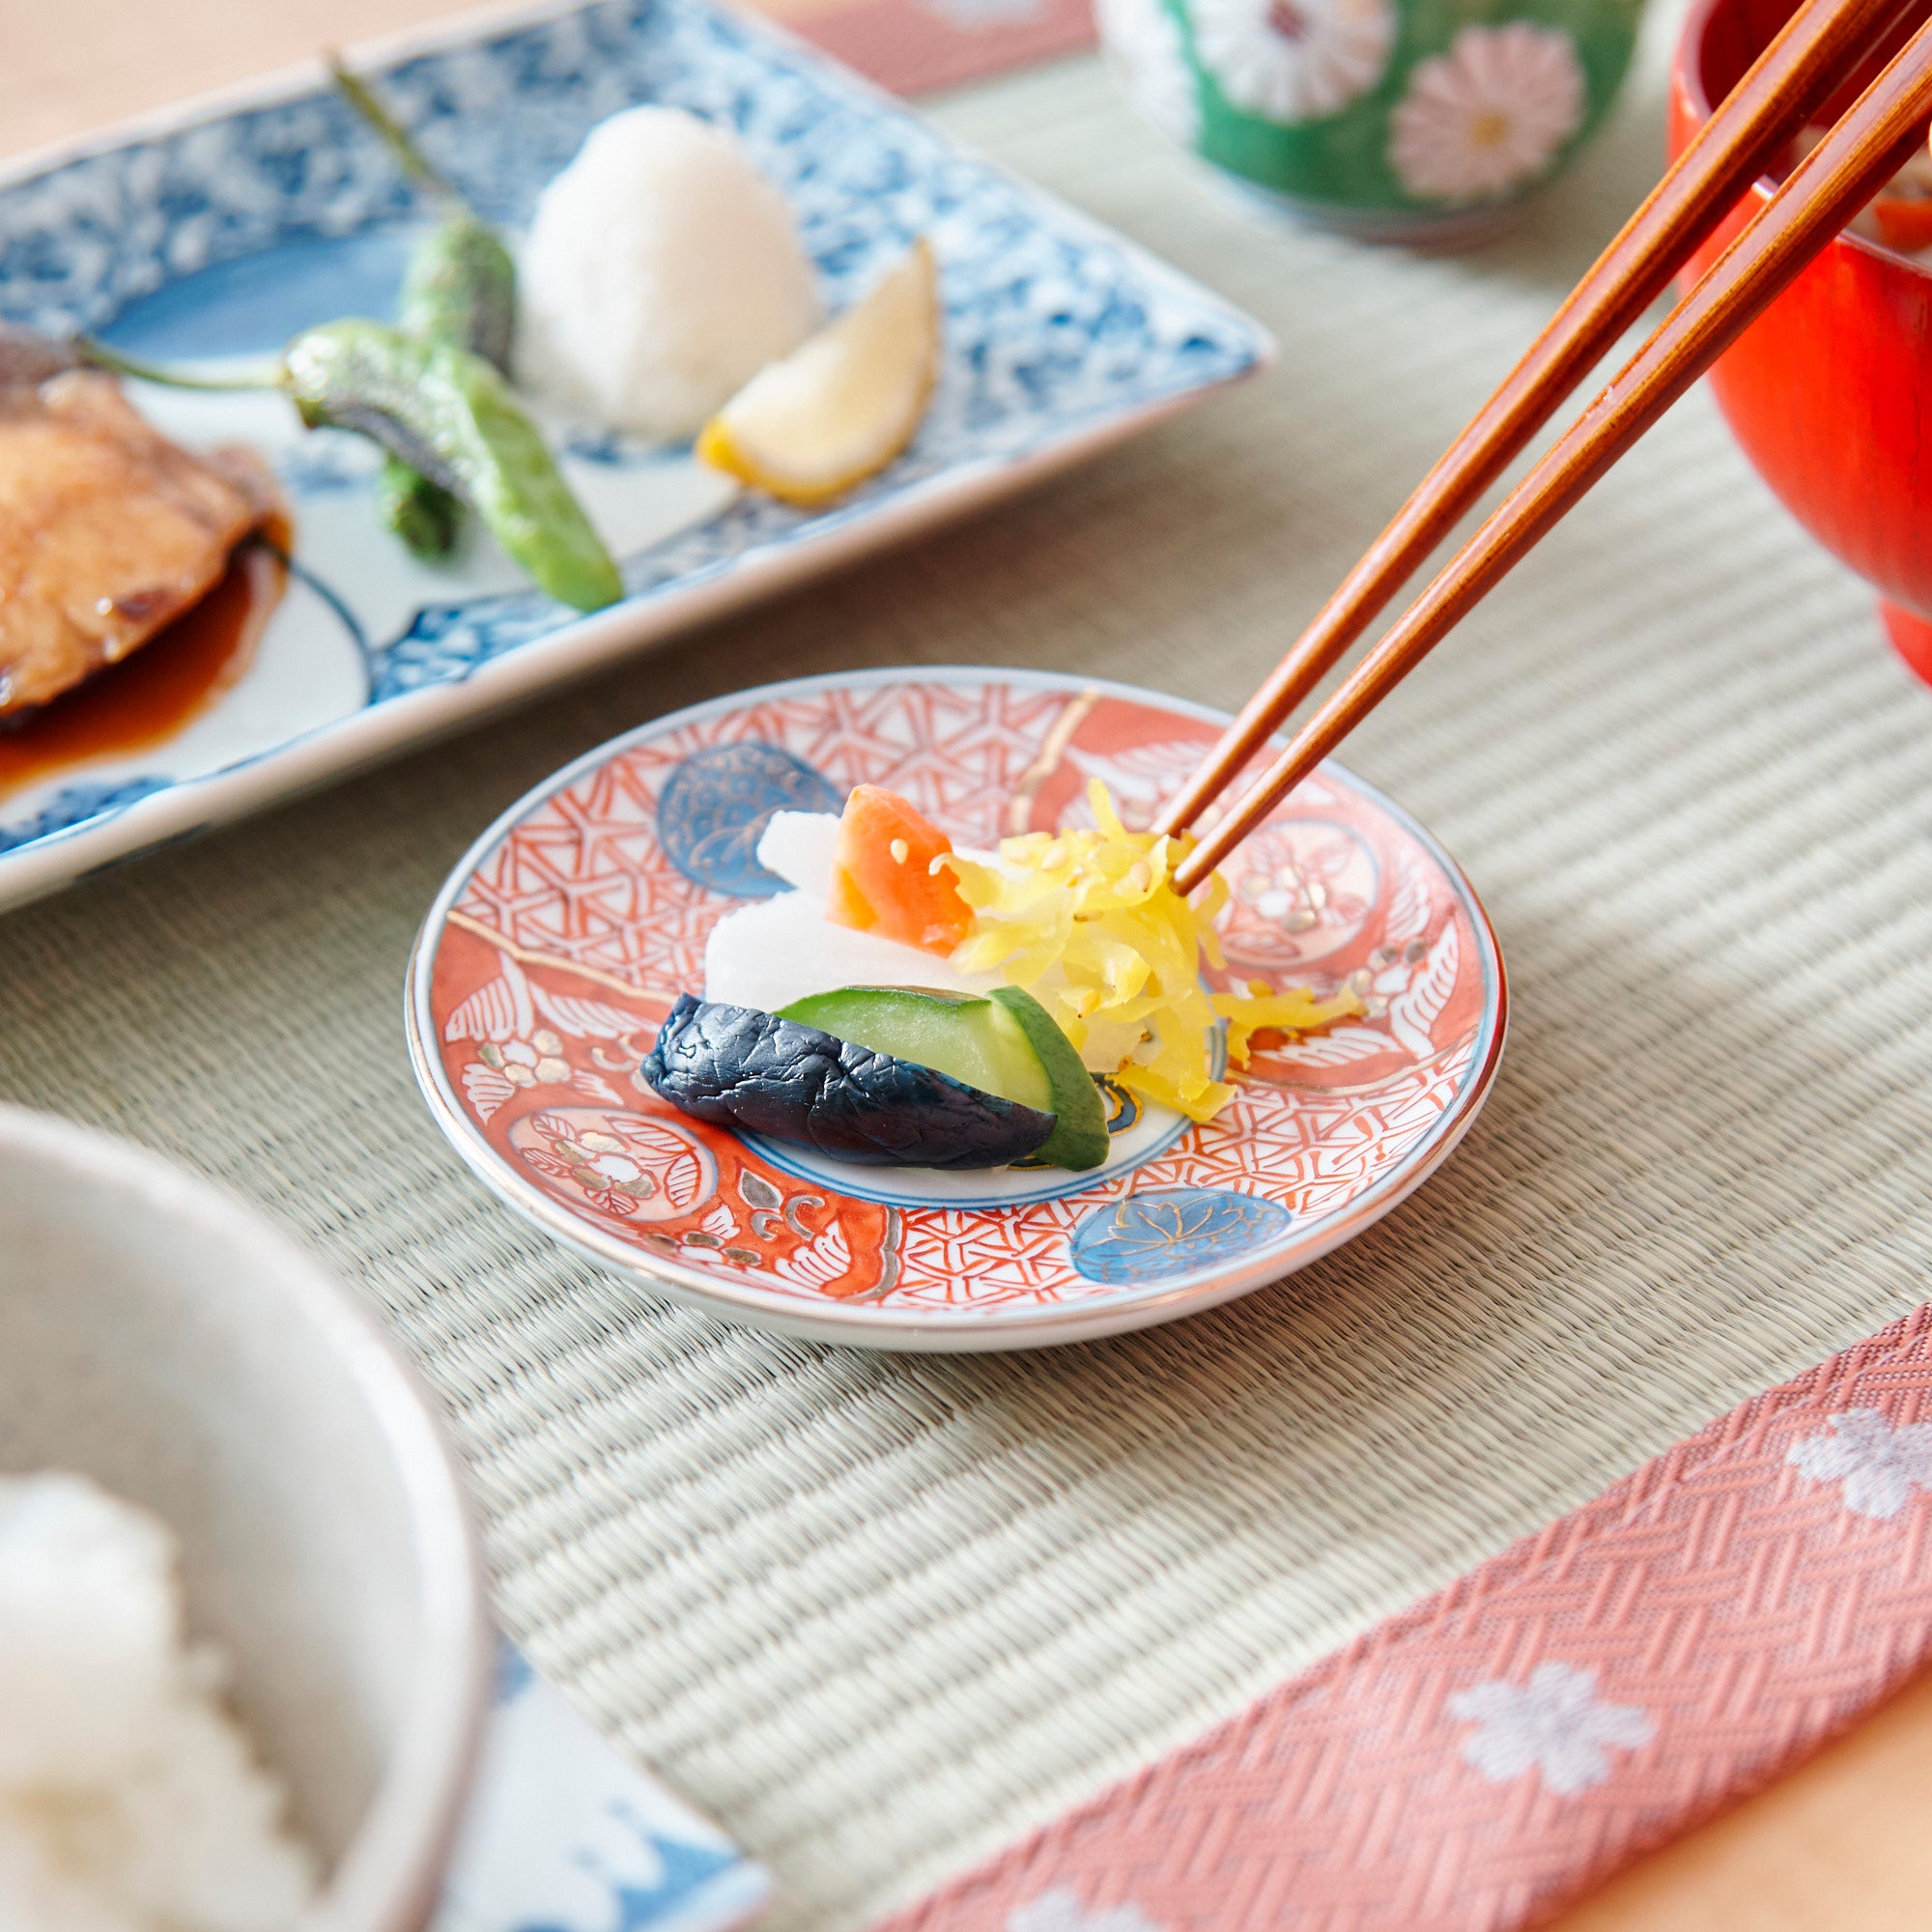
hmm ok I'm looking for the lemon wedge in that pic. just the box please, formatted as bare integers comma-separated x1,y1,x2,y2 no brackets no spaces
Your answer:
696,239,939,506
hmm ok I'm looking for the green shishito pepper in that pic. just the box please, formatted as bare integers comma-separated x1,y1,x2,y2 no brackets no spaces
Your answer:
330,61,521,560
77,326,618,611
373,447,463,557
283,321,621,612
371,217,519,555
397,214,517,373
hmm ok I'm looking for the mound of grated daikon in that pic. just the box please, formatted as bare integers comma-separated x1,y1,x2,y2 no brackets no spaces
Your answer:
517,105,821,441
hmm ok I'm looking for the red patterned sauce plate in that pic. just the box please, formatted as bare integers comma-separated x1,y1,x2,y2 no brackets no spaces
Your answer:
406,668,1507,1350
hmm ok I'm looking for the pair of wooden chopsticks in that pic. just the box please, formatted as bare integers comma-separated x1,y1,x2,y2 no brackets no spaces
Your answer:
1160,0,1932,896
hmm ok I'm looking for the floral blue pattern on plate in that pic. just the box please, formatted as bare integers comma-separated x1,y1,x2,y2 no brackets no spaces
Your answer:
0,0,1269,915
656,745,844,897
440,1642,768,1932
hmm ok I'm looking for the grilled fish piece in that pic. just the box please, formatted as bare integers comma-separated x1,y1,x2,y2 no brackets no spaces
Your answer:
0,322,80,389
0,333,278,719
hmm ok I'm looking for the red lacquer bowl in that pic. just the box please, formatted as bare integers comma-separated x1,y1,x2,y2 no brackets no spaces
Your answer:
1670,0,1932,686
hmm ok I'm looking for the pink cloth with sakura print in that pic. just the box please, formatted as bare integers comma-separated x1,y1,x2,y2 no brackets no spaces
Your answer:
872,1303,1932,1931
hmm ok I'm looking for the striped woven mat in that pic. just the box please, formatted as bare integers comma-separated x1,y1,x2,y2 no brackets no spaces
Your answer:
5,2,1930,1928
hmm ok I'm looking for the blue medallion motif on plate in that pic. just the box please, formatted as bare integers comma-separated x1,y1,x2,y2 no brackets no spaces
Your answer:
1070,1188,1293,1285
656,743,841,895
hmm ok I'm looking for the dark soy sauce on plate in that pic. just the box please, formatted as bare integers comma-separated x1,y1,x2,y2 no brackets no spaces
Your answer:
0,527,286,799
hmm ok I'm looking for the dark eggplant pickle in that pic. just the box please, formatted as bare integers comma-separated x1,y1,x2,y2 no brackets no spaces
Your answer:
641,995,1058,1169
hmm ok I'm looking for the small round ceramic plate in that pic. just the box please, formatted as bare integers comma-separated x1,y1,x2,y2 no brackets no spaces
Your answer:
407,668,1506,1350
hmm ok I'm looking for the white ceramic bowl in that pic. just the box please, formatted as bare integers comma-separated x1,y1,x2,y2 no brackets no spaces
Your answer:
0,1106,490,1931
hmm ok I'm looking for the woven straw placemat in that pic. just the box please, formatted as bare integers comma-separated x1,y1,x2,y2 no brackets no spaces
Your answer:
2,6,1929,1926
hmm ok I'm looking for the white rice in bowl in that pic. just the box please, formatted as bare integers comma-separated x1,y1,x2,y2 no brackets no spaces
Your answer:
516,104,821,441
0,1472,317,1932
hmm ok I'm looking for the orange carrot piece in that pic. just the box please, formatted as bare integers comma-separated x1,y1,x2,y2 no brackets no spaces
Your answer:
826,785,974,956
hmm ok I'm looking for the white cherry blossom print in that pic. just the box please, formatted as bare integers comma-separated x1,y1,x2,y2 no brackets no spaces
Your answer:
1192,0,1396,123
1099,0,1203,148
509,1108,719,1224
461,1029,577,1120
477,1030,572,1089
1450,1662,1655,1796
1389,23,1585,203
1218,819,1378,969
1009,1889,1165,1932
1787,1408,1932,1520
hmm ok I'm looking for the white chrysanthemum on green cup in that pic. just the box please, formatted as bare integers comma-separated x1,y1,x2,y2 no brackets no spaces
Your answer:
1193,0,1396,123
1098,0,1203,147
1389,22,1586,202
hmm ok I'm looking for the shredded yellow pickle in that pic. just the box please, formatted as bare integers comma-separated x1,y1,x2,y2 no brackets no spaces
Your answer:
937,780,1361,1121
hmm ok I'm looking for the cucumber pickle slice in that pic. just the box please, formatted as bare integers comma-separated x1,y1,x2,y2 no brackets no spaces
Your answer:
775,984,1109,1171
986,986,1110,1171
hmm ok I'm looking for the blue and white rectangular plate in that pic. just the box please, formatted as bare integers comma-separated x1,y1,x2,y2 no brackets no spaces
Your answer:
0,0,1268,914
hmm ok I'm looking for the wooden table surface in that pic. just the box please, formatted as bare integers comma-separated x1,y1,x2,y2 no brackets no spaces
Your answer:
4,0,1928,1923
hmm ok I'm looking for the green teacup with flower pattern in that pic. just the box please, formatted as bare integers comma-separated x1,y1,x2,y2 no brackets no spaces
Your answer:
1098,0,1642,241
